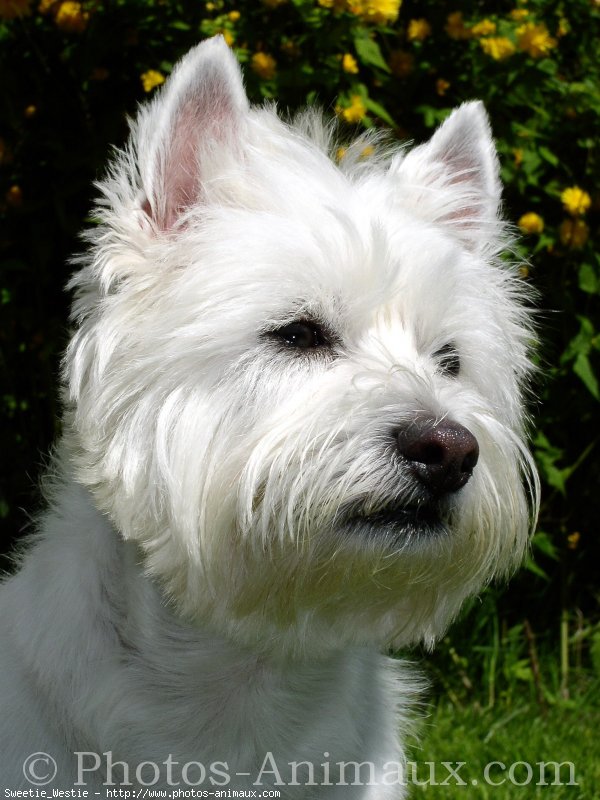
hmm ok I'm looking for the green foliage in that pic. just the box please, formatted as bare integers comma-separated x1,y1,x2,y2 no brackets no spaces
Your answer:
412,699,600,798
424,589,599,711
0,0,598,676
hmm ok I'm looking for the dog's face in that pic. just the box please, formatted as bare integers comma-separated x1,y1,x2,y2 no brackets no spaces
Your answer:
65,37,537,655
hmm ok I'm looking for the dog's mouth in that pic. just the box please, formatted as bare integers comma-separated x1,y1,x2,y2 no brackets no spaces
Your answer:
342,498,449,539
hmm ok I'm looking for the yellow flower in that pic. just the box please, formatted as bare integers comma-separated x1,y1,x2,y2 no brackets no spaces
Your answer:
140,70,165,93
6,185,23,207
436,78,450,96
389,49,414,77
342,53,359,74
360,145,374,158
280,40,301,58
513,148,523,167
251,52,277,80
561,186,591,216
518,212,544,234
336,94,367,124
517,22,557,58
218,29,234,46
471,19,496,36
445,11,471,40
0,0,31,18
557,17,569,37
567,531,580,550
407,18,431,41
352,0,401,24
318,0,346,9
559,218,589,249
378,0,402,23
228,10,240,20
336,147,347,162
480,36,516,60
38,0,56,12
54,0,88,32
509,8,529,20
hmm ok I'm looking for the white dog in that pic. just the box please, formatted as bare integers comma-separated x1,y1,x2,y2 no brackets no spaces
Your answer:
0,36,538,796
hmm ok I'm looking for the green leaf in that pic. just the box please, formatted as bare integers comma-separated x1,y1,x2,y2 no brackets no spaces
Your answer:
542,463,569,494
364,97,396,127
534,435,569,494
561,316,595,363
506,658,533,682
531,531,559,561
533,234,554,254
533,430,552,450
523,556,550,581
573,352,600,400
579,263,598,294
577,314,595,336
535,59,558,76
416,105,451,129
353,35,390,73
538,146,559,166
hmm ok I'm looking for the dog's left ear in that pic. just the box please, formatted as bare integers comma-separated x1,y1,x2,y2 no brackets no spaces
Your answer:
394,102,502,252
136,36,249,230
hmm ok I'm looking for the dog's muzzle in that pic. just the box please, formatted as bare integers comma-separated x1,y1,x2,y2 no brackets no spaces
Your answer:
342,416,479,538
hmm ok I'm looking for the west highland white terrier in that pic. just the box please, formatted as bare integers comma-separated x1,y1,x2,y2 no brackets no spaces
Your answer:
0,36,538,796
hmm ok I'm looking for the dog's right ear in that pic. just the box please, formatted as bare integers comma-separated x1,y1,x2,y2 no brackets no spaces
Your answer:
392,102,502,254
135,36,249,231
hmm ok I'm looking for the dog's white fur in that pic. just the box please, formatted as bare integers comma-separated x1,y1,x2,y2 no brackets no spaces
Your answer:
0,37,538,795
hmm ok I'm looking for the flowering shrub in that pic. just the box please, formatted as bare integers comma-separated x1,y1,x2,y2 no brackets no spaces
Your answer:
0,0,599,665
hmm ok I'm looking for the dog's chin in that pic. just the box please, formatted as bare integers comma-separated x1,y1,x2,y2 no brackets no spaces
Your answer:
342,499,450,541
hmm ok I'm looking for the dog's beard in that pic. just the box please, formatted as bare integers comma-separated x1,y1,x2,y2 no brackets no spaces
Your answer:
111,400,534,658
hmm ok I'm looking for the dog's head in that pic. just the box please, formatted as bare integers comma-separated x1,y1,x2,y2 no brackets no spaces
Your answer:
65,37,538,655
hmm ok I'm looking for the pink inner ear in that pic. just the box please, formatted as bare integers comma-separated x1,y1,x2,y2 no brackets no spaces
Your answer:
159,97,203,230
441,140,483,189
444,178,483,229
439,149,486,230
149,82,243,231
442,202,483,230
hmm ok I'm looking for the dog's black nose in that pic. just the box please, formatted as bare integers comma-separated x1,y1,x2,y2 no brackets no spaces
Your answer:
395,417,479,495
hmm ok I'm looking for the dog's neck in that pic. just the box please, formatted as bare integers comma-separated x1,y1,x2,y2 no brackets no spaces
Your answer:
8,480,403,781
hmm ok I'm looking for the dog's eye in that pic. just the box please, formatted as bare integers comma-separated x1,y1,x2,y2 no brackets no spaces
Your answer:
269,320,330,350
434,343,460,377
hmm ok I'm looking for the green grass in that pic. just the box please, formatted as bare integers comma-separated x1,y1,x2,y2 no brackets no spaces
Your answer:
407,695,600,798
